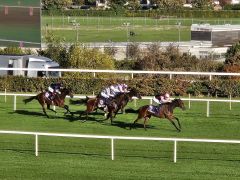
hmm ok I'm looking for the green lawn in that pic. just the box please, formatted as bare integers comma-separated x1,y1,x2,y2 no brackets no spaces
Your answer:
0,0,40,6
1,95,240,179
41,16,240,43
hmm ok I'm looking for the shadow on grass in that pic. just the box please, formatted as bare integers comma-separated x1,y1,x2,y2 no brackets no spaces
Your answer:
12,110,46,117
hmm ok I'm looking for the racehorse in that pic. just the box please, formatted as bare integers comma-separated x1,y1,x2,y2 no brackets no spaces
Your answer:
75,88,142,120
23,88,74,118
131,99,185,131
106,88,142,124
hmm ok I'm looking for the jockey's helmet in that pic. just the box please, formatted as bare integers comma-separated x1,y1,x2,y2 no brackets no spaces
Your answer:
122,83,128,89
164,93,170,98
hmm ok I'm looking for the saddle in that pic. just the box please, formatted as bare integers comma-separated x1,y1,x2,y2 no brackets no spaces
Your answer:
148,105,161,115
45,91,55,101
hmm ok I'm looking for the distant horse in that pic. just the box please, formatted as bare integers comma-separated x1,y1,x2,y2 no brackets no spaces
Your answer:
23,88,74,118
73,88,142,120
106,88,142,124
131,99,185,131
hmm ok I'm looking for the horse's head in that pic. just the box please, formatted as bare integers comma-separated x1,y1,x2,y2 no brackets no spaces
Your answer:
173,98,186,110
60,88,74,98
128,87,142,99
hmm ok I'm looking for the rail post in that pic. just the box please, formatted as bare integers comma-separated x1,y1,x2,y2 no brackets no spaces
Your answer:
35,134,38,156
134,98,137,108
5,88,7,102
13,95,17,111
209,75,212,81
111,138,114,160
188,93,191,109
174,140,177,163
207,101,210,117
229,94,232,111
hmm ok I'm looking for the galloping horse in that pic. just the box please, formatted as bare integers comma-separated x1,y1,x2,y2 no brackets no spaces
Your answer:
77,88,141,120
23,88,74,118
131,99,185,131
106,88,142,124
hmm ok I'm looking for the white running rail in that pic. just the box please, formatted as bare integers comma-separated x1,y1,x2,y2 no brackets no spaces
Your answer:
1,93,240,117
0,130,240,163
1,68,240,80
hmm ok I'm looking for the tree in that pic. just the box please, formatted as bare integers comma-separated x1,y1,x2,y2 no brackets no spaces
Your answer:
225,41,240,65
72,0,85,5
107,0,127,13
219,0,231,7
42,0,72,9
192,0,213,9
126,0,140,10
66,44,115,78
151,0,184,10
38,31,68,67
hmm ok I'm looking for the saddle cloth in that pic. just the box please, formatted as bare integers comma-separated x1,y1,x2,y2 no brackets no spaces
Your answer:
45,91,54,101
148,105,161,115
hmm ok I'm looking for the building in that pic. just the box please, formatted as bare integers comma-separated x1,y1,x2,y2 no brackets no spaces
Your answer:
191,24,240,46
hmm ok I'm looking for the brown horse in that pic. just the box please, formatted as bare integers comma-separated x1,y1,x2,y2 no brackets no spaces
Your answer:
106,88,142,124
131,99,185,131
23,88,74,118
74,88,141,120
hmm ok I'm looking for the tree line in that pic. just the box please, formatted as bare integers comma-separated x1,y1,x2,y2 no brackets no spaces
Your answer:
42,0,240,11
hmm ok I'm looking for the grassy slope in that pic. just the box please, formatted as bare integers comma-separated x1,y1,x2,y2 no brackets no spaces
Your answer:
0,0,40,6
41,16,240,43
0,96,240,179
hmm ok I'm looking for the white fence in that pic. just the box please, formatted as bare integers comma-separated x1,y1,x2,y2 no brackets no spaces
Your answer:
0,130,240,163
1,67,240,80
1,92,240,117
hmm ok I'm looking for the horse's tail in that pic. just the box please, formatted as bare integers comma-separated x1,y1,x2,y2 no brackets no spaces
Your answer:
23,96,36,104
125,108,139,114
69,97,89,105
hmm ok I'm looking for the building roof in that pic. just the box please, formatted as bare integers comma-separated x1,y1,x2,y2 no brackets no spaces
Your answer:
191,24,240,32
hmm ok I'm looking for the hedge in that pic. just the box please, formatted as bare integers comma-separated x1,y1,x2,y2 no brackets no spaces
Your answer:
42,9,240,18
1,76,240,97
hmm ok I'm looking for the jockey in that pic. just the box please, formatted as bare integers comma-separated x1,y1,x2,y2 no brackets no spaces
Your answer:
98,83,129,109
148,92,171,114
110,83,128,96
47,82,63,100
153,92,171,105
98,86,115,108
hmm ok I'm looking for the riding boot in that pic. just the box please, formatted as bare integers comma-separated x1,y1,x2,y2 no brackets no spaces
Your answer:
103,106,108,112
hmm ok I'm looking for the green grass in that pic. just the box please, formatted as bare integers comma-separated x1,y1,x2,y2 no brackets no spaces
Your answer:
1,95,240,179
0,0,40,6
41,16,240,42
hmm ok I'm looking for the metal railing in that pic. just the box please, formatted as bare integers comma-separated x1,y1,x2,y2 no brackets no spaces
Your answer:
1,67,240,80
0,130,240,163
1,92,239,117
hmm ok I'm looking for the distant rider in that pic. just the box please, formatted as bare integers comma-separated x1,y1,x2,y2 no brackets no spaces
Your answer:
97,83,129,109
149,92,171,113
153,92,171,105
47,82,63,100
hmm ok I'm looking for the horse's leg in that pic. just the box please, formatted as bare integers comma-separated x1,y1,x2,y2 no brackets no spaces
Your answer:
143,117,150,130
42,105,49,118
63,105,73,116
173,116,181,130
47,104,57,114
166,116,181,132
131,115,142,129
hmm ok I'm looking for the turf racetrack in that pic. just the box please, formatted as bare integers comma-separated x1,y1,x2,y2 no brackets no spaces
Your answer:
0,0,41,47
41,16,240,43
0,95,240,179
